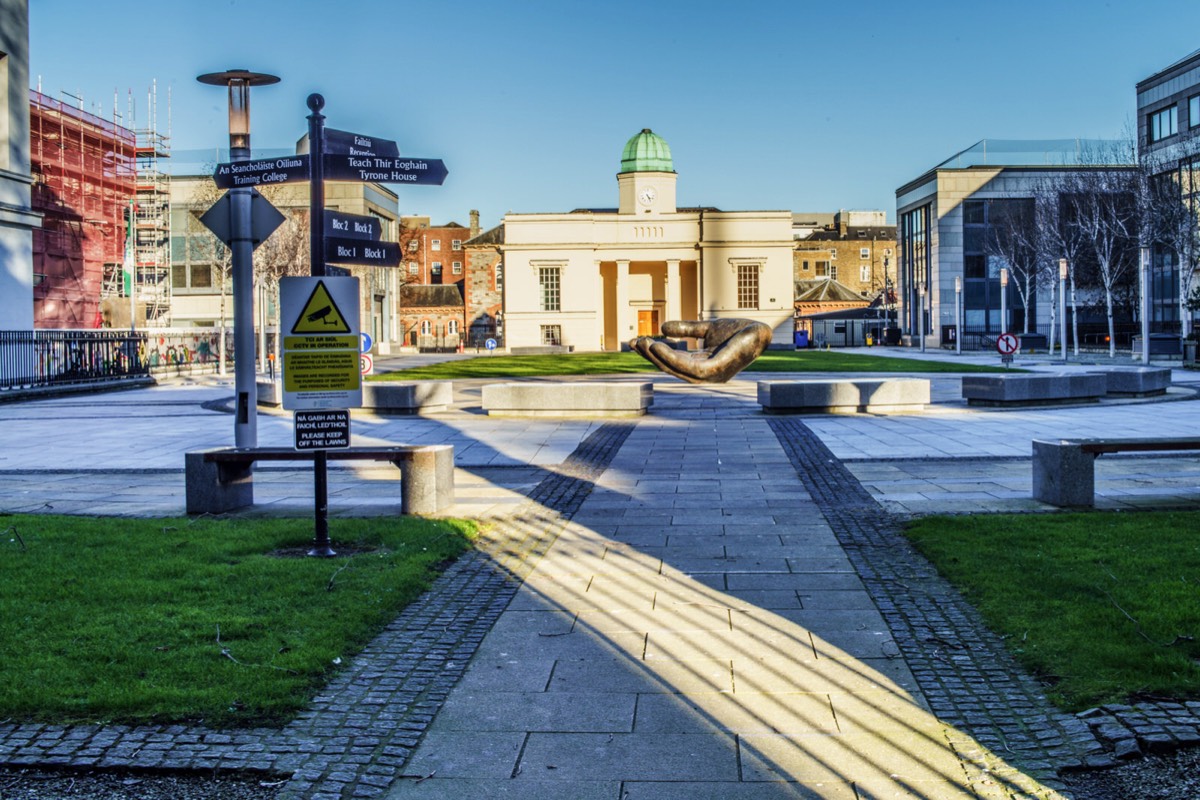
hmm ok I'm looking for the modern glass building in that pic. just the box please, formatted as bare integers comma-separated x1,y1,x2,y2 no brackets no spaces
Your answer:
895,140,1133,348
1137,48,1200,336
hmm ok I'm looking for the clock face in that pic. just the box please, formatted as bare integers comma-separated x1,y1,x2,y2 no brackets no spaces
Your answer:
638,187,657,206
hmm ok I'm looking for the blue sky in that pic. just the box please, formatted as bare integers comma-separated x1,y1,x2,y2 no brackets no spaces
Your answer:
28,0,1200,229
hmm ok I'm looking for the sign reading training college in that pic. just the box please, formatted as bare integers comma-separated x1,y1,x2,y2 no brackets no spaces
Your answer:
280,276,362,410
213,154,311,189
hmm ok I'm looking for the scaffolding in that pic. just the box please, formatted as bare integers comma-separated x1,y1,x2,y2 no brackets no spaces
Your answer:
30,90,137,329
94,83,172,327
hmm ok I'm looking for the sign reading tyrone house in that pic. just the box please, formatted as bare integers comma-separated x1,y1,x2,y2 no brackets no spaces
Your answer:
323,154,448,185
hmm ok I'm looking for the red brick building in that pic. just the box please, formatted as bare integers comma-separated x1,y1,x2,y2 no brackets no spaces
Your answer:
30,91,136,328
463,223,503,347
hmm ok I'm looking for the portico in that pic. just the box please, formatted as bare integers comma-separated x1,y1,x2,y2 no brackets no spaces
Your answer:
502,129,794,351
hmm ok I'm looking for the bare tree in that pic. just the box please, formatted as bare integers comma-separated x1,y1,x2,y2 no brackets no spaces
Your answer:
185,178,233,371
985,198,1040,333
1141,156,1200,339
1034,178,1090,354
1059,162,1141,357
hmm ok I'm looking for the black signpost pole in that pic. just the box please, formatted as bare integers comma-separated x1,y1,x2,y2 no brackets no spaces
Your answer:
306,93,335,558
308,94,327,279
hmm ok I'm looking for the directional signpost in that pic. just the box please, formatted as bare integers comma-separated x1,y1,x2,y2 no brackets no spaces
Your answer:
291,93,446,556
324,127,399,158
323,154,448,186
213,154,310,189
324,210,384,240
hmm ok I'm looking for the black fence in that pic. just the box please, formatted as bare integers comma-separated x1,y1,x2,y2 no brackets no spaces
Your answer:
0,330,149,390
948,322,1146,352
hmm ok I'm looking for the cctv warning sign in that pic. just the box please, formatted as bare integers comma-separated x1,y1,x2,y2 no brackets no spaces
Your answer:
280,276,362,410
291,280,352,334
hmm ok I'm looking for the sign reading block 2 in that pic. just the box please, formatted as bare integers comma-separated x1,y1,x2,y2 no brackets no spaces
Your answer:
280,276,362,410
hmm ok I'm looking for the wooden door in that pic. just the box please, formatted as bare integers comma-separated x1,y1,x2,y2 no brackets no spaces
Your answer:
637,310,659,337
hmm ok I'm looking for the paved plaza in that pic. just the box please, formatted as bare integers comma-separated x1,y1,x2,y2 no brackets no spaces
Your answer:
2,351,1200,798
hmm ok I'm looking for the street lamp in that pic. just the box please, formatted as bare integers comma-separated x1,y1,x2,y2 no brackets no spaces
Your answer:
1140,246,1151,365
917,282,926,353
954,275,962,356
196,69,280,448
1058,259,1068,362
999,267,1009,334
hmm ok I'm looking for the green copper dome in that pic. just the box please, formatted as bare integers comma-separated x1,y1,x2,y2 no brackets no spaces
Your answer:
620,128,675,173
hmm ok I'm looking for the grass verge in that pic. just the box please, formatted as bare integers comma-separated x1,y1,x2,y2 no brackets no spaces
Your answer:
905,511,1200,712
0,514,475,727
369,349,1011,381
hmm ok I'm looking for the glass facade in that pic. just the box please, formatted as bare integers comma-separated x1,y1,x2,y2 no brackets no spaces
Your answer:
961,199,1031,332
899,205,930,335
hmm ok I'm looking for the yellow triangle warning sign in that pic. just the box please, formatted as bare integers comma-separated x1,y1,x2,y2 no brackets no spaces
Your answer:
292,280,352,333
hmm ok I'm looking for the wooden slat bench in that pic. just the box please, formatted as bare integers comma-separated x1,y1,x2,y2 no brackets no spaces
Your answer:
1032,438,1200,507
185,445,454,515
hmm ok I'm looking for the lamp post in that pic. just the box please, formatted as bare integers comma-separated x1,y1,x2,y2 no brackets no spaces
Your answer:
954,275,962,355
918,282,926,353
999,267,1009,334
1058,259,1068,362
1140,246,1151,365
196,69,280,448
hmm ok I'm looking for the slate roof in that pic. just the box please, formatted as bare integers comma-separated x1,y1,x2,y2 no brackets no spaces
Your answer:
794,279,868,303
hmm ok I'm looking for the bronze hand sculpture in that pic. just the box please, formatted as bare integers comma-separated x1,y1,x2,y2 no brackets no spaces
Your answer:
630,318,772,384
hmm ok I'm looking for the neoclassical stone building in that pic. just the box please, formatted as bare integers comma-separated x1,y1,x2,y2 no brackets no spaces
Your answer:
501,130,795,351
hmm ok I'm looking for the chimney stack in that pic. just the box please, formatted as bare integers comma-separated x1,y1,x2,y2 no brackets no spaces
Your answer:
469,209,480,238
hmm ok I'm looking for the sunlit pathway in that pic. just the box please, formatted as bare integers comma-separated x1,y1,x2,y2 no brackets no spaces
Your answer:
386,414,1066,799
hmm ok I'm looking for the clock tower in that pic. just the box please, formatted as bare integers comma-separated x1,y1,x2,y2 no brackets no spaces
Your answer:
617,128,677,215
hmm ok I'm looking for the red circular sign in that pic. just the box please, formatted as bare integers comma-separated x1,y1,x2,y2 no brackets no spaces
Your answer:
996,333,1019,355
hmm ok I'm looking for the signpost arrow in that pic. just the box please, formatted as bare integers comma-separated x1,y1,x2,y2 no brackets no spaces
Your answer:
325,236,401,267
213,154,311,189
199,188,287,248
324,210,383,241
324,127,399,158
323,154,448,186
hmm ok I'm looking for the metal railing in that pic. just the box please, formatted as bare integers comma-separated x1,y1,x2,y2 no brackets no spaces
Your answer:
0,329,284,392
0,330,148,390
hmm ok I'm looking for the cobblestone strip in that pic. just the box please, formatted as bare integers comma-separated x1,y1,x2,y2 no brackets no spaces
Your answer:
766,417,1109,784
0,423,635,800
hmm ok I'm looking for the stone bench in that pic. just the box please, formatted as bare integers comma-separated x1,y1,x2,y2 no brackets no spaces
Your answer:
185,445,454,515
1032,438,1200,507
961,373,1106,406
257,380,453,414
1094,367,1171,397
481,382,653,418
757,379,930,414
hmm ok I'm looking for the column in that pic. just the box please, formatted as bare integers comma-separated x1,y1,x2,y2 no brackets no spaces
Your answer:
666,259,681,323
595,259,606,350
616,260,631,348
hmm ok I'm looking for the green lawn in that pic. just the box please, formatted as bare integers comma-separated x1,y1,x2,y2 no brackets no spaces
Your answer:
369,349,1012,381
905,511,1200,712
0,514,475,726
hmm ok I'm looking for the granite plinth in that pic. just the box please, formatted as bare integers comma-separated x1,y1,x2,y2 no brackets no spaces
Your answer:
758,379,930,414
482,382,653,418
